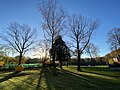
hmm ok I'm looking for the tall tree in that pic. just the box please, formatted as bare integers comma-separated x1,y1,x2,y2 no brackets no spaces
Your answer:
38,0,66,71
66,14,99,71
1,22,36,65
107,28,120,58
52,35,70,69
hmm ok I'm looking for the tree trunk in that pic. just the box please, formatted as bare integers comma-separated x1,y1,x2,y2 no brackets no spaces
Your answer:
50,58,52,68
77,40,81,71
42,58,45,67
18,53,22,65
66,60,68,67
52,36,56,68
52,53,56,68
59,60,62,69
77,51,81,71
52,36,57,75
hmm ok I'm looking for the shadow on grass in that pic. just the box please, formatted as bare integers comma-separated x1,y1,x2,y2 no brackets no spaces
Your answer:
81,67,120,78
35,68,43,90
43,68,120,90
42,68,98,90
81,70,120,78
1,67,120,90
0,71,38,83
0,72,19,83
0,68,43,90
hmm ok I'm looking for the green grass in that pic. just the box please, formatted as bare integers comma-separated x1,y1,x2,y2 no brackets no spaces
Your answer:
0,65,120,90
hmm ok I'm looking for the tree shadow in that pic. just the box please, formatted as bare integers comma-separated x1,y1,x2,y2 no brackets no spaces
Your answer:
0,70,39,83
1,67,120,90
0,72,19,83
64,69,120,88
43,68,120,90
35,68,43,90
0,68,44,90
81,70,120,78
8,69,44,90
81,67,120,78
43,68,98,90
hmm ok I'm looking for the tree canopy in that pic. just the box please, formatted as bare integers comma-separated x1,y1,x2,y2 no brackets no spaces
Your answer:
50,35,70,69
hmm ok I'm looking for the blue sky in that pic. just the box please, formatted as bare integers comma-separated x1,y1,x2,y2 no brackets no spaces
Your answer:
0,0,120,57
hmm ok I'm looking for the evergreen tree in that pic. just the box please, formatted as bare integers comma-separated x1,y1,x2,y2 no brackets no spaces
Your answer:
50,35,70,69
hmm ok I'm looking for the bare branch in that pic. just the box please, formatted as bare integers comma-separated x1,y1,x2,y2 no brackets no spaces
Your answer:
0,22,37,65
107,28,120,50
66,14,99,71
38,0,66,69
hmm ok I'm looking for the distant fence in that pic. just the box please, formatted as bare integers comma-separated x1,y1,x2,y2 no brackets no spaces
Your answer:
71,62,107,66
0,63,42,70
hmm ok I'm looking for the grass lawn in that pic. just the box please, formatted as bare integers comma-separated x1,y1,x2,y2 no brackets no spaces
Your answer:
0,65,120,90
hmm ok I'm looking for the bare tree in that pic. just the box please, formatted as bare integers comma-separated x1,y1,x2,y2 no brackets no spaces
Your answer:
85,42,100,59
67,14,99,71
1,22,36,65
107,28,120,57
34,40,50,67
0,45,16,59
38,0,66,70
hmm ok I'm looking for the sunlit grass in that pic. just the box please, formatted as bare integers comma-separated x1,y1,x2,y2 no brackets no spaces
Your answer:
0,69,43,90
64,65,120,77
63,66,120,81
0,66,120,90
62,65,120,89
